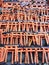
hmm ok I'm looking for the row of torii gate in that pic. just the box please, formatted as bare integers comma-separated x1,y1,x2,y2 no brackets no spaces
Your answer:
0,46,49,64
0,32,49,46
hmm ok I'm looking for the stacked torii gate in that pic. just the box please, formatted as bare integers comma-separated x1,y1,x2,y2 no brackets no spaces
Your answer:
0,22,49,46
0,0,49,64
0,22,49,64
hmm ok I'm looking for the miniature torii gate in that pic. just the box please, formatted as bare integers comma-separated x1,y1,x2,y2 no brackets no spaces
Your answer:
0,46,49,64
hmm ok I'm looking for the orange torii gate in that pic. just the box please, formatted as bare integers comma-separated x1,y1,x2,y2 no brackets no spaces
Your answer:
0,46,49,64
0,31,49,46
0,0,49,64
